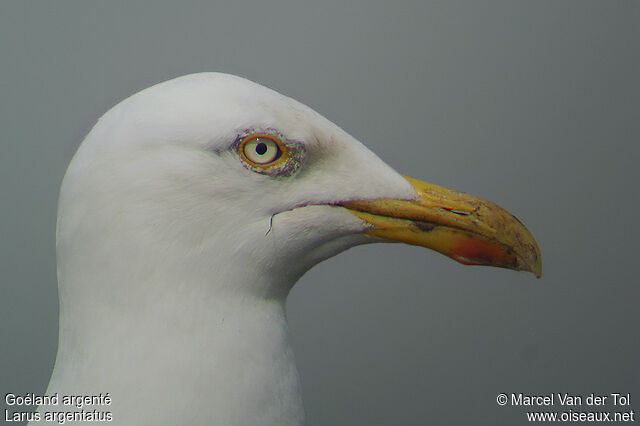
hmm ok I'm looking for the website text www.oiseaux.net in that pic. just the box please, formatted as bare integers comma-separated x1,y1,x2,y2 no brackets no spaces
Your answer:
497,392,635,423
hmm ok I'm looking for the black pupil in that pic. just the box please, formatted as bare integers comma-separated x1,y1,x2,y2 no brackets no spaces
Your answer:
256,142,268,155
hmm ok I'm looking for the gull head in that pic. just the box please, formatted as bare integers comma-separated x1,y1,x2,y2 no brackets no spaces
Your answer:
59,73,540,302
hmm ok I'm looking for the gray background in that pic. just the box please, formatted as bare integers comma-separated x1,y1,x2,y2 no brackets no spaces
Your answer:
1,1,638,425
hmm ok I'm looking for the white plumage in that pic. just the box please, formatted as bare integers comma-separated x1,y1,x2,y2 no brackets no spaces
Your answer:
37,73,415,425
34,72,539,425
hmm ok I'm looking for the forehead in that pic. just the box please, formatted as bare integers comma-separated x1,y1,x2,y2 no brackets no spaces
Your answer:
107,73,335,150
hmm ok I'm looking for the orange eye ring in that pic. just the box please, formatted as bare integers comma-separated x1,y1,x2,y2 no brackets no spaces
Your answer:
238,134,289,168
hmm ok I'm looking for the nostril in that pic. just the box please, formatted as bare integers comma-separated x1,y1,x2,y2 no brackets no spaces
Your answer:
442,207,472,216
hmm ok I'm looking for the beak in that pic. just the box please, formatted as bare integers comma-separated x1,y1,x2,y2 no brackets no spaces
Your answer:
342,175,542,278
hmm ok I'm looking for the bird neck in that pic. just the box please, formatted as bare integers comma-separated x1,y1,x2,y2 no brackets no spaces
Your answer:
47,256,305,425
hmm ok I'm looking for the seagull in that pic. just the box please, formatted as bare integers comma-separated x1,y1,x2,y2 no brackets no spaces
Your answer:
32,73,540,425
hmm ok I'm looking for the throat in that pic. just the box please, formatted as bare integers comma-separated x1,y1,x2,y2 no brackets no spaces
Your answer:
46,290,304,425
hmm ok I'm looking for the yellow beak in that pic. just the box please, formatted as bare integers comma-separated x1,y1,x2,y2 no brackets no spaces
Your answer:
342,175,542,277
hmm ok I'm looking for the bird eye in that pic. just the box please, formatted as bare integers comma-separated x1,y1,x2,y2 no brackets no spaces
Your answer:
239,135,286,167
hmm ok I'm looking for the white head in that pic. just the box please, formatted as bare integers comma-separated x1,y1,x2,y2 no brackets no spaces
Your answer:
57,73,415,301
